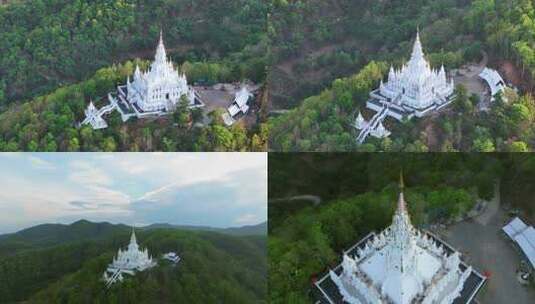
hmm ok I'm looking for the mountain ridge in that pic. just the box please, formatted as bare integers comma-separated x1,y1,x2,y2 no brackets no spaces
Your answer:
0,219,267,256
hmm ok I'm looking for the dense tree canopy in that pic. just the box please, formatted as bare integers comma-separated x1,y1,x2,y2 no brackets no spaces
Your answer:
0,227,267,303
0,0,268,105
268,0,535,151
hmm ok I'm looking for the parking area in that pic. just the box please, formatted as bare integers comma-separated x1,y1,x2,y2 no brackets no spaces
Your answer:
438,205,535,303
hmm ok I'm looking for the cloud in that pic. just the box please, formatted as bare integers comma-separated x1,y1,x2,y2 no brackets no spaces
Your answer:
234,213,260,225
0,153,267,233
129,168,266,227
68,160,113,186
27,156,56,170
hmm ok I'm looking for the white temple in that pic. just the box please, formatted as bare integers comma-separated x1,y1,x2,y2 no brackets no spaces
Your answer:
326,175,476,304
103,228,156,286
162,252,181,264
82,101,108,129
228,87,253,118
355,112,367,130
369,121,390,139
223,86,254,126
125,31,196,113
356,30,456,144
479,67,507,102
367,30,455,121
82,31,204,130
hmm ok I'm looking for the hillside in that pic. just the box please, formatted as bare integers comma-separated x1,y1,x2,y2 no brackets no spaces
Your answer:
0,0,268,105
0,221,267,303
268,0,535,152
269,0,475,109
0,220,268,256
0,60,269,152
144,221,268,236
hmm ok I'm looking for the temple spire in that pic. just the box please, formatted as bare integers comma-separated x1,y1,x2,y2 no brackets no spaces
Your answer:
130,226,137,245
397,170,406,213
410,29,425,63
155,29,167,63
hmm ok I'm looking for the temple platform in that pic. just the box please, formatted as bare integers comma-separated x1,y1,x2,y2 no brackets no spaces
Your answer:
313,231,486,304
367,89,456,122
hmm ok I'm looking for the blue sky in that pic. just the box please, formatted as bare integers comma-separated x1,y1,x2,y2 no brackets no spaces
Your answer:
0,153,267,234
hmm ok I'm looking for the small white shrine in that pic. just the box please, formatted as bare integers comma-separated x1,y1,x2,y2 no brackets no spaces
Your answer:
479,67,507,102
103,228,156,287
82,101,108,130
82,31,204,129
369,121,390,139
223,86,254,126
367,30,455,121
162,252,181,264
354,112,367,130
324,174,480,304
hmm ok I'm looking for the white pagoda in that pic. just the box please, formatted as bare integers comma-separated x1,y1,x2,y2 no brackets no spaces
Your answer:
228,86,253,118
223,86,254,126
370,121,390,139
125,31,196,113
103,228,156,286
81,31,204,130
355,112,367,130
325,175,479,304
82,101,108,129
367,30,455,120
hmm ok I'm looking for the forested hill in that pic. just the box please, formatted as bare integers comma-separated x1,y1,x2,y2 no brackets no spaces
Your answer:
0,219,268,255
0,60,269,152
0,0,268,105
144,221,268,236
0,222,267,303
269,0,476,108
269,0,535,152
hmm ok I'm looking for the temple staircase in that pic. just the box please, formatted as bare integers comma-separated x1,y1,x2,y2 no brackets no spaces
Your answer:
81,102,117,126
356,105,389,144
105,269,122,288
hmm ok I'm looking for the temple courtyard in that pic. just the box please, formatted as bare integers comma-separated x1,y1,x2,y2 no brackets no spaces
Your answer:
433,184,535,304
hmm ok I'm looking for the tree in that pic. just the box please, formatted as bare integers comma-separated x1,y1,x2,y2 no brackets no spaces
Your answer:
472,138,495,152
508,141,529,152
174,95,192,128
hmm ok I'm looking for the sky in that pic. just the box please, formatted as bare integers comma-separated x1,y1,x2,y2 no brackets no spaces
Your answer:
0,153,267,234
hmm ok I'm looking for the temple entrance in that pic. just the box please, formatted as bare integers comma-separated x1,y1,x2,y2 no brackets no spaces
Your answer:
166,93,170,99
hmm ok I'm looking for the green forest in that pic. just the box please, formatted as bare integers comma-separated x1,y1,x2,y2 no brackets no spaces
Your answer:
268,0,535,152
268,153,535,303
0,221,267,303
0,61,269,151
0,0,269,152
0,0,267,104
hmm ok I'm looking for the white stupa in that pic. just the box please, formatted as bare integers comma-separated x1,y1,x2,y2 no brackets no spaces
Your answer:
228,86,253,118
82,101,108,129
322,174,482,304
370,121,390,138
103,228,156,286
367,30,455,121
125,31,196,113
355,112,367,130
82,31,204,129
